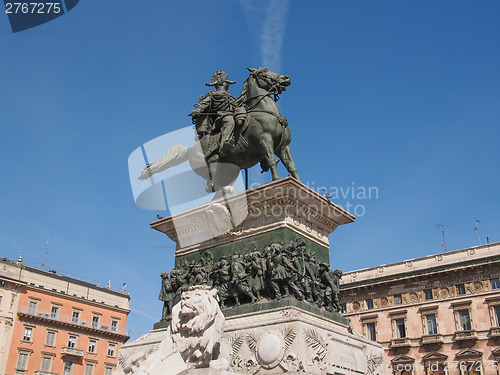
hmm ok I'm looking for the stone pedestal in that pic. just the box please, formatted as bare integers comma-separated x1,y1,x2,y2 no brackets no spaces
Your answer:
121,302,385,375
150,177,355,263
120,178,385,374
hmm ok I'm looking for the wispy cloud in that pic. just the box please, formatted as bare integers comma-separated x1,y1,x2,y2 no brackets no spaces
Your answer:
129,306,157,322
239,0,290,72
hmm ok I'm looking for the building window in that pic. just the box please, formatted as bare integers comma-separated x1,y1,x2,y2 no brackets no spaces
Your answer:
491,278,500,290
45,331,56,346
394,294,402,305
92,316,99,329
85,362,95,375
28,301,37,315
340,303,346,313
105,366,114,375
395,318,406,338
22,327,33,342
63,360,73,375
366,299,374,310
108,343,116,357
458,309,472,331
424,289,433,300
456,283,466,295
16,352,29,372
493,305,500,327
67,335,77,348
50,306,59,319
111,320,118,332
88,339,97,353
71,311,80,324
457,361,482,375
41,356,53,372
366,322,377,341
425,314,438,335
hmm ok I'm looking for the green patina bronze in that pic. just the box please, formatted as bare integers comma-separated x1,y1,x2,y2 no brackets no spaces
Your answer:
139,67,300,199
158,235,343,321
174,227,329,265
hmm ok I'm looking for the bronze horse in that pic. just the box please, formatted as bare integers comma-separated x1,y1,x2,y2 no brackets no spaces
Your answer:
139,67,300,197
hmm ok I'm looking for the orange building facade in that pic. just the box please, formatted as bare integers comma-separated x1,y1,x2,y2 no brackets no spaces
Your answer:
0,258,130,375
339,242,500,375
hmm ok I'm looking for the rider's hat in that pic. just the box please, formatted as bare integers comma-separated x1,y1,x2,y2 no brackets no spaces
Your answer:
206,70,236,86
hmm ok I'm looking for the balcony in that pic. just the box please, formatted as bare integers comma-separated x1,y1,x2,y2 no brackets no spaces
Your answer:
35,372,57,375
390,338,411,348
489,327,500,338
17,305,130,337
421,334,443,345
61,347,84,357
454,330,478,341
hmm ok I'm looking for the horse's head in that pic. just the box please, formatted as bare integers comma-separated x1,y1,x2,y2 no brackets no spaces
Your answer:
247,67,291,95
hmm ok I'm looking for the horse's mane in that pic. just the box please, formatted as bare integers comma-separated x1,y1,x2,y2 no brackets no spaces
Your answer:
235,78,249,107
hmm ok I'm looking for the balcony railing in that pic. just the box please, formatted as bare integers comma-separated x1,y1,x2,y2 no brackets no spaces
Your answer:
35,372,57,375
390,337,411,347
421,334,443,344
18,305,130,336
454,329,477,341
61,347,84,357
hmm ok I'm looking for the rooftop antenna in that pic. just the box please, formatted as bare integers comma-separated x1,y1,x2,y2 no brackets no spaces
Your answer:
41,236,49,267
437,224,449,252
474,220,481,245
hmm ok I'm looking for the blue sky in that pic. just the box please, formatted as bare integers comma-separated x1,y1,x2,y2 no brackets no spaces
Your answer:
1,1,499,339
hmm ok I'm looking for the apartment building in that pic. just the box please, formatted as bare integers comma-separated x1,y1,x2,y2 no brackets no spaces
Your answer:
340,242,500,375
0,257,130,375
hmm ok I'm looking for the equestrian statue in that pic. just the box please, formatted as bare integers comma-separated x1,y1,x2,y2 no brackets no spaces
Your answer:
138,67,300,197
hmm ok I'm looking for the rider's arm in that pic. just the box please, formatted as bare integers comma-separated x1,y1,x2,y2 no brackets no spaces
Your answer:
189,93,212,117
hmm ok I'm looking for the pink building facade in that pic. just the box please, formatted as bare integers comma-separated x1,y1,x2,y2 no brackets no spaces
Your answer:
340,242,500,375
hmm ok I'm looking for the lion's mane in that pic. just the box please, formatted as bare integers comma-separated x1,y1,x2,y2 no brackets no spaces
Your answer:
171,285,225,368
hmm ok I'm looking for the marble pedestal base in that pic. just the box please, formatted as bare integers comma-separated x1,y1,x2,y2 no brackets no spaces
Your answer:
121,303,385,375
218,304,385,375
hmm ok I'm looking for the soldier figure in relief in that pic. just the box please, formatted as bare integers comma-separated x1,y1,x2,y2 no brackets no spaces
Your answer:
230,252,257,305
319,264,343,312
159,272,174,321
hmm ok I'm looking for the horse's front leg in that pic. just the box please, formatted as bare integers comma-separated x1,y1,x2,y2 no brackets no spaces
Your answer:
277,145,300,181
260,133,279,180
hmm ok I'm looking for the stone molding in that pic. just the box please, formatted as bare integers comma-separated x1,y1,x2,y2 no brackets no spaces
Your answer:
341,242,500,286
150,177,354,256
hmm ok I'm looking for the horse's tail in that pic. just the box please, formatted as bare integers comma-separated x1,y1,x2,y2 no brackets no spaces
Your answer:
138,144,191,180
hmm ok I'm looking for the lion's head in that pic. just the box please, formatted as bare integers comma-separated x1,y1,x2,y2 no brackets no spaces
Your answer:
171,285,225,368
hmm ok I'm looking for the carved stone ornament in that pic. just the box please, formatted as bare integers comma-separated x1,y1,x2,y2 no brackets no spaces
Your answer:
377,297,389,308
228,325,297,373
438,287,450,299
114,286,227,375
406,292,419,304
204,203,233,238
352,301,361,311
303,328,328,361
470,281,483,293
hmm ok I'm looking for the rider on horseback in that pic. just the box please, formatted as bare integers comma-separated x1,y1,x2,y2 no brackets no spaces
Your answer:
189,70,246,158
